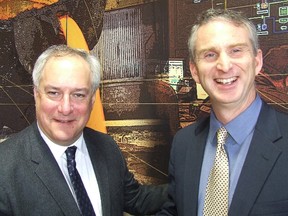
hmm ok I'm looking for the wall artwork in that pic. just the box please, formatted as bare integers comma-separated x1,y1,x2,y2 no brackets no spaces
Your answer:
0,0,287,186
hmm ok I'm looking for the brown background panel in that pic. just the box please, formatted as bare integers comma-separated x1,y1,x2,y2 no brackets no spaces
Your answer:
0,0,287,187
97,0,287,185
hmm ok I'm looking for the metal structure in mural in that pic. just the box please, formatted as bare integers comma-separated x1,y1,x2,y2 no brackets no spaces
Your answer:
93,1,173,184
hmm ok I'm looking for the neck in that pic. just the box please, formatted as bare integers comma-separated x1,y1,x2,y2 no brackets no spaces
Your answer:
212,92,257,125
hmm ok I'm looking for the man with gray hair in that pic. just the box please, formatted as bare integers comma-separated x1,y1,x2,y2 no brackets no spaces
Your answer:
0,45,167,216
157,8,288,216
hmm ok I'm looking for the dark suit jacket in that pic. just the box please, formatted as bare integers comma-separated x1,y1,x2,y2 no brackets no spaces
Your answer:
0,122,167,216
157,102,288,216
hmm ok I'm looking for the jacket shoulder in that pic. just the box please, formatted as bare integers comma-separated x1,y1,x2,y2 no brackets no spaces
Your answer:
174,116,209,138
83,127,125,163
0,124,37,154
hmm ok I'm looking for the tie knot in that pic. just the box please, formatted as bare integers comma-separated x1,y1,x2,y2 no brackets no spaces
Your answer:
65,146,77,161
217,127,228,146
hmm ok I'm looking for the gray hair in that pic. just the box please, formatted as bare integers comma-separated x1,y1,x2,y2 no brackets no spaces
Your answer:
32,45,101,94
188,9,259,63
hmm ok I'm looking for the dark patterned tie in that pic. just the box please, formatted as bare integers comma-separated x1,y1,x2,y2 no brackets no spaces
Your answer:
65,146,96,216
203,127,229,216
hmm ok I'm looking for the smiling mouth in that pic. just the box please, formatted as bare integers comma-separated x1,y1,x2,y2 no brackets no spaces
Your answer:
56,119,73,123
215,77,237,85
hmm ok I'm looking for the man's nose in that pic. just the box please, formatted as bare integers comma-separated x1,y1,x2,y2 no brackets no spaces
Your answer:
58,94,73,115
216,53,232,72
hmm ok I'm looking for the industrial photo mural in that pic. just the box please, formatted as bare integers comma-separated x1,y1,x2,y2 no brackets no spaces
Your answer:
0,0,287,186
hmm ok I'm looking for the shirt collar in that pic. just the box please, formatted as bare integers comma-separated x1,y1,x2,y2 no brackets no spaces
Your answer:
209,94,262,145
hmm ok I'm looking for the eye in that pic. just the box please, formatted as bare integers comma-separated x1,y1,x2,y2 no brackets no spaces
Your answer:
205,52,216,58
229,46,248,57
231,48,242,54
72,93,87,100
46,91,61,98
232,48,241,52
202,51,218,62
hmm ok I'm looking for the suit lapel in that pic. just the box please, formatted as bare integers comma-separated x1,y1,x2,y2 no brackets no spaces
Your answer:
29,123,81,216
229,103,282,216
84,129,110,216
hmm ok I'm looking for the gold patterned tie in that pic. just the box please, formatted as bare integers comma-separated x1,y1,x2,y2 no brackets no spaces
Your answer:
203,127,229,216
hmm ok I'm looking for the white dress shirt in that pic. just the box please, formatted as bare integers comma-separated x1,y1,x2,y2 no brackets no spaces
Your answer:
38,126,102,216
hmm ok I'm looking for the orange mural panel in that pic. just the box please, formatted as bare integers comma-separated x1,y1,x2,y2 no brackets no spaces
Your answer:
0,0,59,19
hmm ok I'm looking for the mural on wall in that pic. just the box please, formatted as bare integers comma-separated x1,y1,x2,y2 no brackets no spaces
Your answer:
0,0,287,186
94,0,288,185
93,0,174,184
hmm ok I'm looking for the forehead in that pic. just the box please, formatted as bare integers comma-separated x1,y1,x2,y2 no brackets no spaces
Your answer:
41,55,91,87
196,19,250,48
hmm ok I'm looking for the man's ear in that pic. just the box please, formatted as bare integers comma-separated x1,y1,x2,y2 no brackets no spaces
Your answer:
189,62,200,83
254,49,263,76
33,87,39,100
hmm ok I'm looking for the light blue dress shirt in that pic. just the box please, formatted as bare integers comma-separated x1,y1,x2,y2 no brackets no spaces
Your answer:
197,95,262,216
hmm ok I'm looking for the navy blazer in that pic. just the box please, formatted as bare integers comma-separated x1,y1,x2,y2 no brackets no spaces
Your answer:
0,122,167,216
157,102,288,216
